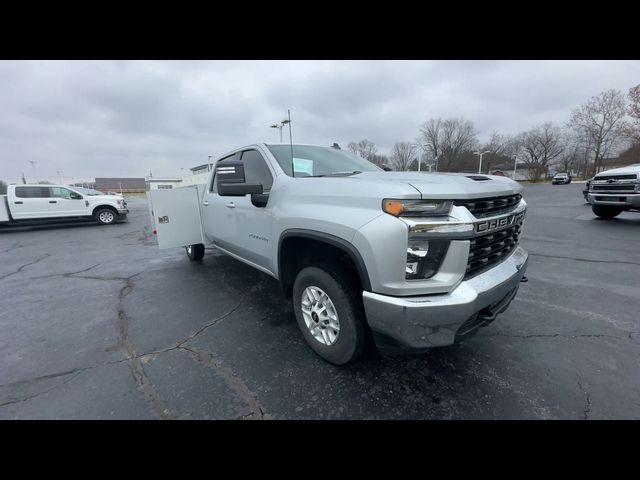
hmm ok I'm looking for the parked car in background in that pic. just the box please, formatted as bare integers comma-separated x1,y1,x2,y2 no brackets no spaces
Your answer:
552,173,572,184
1,184,128,226
587,164,640,218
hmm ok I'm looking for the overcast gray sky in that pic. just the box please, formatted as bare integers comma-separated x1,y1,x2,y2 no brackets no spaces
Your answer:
1,60,639,184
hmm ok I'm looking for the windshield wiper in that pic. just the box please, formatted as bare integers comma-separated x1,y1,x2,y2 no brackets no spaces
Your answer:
305,171,362,178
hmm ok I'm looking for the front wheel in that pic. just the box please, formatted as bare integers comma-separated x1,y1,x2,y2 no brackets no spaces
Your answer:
292,265,366,365
185,244,205,261
592,205,623,219
95,208,117,225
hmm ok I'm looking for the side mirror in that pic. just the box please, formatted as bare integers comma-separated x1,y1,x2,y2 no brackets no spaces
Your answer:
216,159,263,196
70,193,83,200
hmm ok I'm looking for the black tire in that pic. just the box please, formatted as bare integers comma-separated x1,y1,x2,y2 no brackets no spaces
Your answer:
292,265,366,365
185,244,205,261
94,207,117,225
592,205,623,219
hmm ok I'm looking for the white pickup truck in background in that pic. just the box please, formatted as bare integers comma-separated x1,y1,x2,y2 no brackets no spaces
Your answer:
0,184,129,226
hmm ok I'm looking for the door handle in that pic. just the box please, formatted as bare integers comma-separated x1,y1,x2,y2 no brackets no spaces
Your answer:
49,201,57,204
225,202,235,208
202,201,209,206
14,201,23,204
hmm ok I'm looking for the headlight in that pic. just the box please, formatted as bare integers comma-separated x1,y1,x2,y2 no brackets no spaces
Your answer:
383,199,453,217
405,237,449,280
117,199,125,207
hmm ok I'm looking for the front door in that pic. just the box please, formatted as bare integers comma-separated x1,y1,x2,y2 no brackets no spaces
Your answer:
48,187,87,217
202,149,275,273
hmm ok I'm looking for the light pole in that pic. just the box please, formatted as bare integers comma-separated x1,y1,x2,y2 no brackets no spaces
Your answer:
411,143,429,172
57,170,63,184
474,150,491,174
118,182,123,195
512,154,521,180
270,119,290,143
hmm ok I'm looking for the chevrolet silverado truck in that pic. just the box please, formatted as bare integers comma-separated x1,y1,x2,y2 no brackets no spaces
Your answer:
0,184,129,226
587,164,640,218
148,143,529,365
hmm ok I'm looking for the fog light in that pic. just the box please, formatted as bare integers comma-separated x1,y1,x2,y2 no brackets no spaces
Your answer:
405,238,449,280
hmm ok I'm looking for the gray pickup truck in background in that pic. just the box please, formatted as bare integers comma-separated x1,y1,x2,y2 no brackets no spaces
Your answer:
587,164,640,218
149,144,529,364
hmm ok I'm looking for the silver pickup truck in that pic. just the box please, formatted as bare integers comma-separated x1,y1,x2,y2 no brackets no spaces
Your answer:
149,143,529,364
587,164,640,218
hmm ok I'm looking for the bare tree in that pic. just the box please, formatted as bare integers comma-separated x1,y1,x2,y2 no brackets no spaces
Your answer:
356,139,377,161
419,118,477,172
346,139,378,163
390,142,417,171
568,89,629,176
626,84,640,145
520,123,565,182
0,180,7,195
369,154,390,169
554,132,581,174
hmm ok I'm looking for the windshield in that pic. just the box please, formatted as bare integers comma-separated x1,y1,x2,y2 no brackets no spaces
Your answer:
266,145,382,177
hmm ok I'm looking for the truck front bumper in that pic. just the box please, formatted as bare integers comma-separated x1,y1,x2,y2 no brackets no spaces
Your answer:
117,208,130,216
363,246,528,353
587,193,640,209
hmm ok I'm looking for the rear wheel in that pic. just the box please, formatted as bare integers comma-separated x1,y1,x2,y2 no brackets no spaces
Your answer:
592,205,623,219
95,208,117,225
185,244,205,261
293,265,366,365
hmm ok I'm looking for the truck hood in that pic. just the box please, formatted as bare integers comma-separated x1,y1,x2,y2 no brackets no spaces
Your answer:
87,194,123,202
594,164,640,178
350,172,523,199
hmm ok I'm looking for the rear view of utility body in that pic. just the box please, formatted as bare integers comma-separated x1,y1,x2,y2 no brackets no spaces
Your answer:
149,143,529,364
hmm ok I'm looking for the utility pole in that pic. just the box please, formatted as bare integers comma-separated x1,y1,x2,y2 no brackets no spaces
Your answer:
57,170,63,185
118,182,123,195
474,150,491,174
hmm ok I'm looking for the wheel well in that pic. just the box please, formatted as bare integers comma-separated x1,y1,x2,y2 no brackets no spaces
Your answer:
92,205,117,217
278,235,369,298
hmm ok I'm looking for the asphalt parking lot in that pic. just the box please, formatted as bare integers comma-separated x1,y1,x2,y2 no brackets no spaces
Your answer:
1,184,639,419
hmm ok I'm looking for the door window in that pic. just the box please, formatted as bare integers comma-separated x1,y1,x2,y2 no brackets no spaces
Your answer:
50,187,74,199
15,186,50,198
240,150,273,191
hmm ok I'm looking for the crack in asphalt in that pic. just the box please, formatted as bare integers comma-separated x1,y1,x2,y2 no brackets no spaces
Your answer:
478,332,637,341
528,251,640,266
178,345,266,420
0,254,50,280
576,374,591,420
3,243,24,253
0,372,82,409
115,273,174,420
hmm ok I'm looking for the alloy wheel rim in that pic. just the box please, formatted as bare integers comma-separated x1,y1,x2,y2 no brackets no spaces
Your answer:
100,211,114,223
301,286,340,346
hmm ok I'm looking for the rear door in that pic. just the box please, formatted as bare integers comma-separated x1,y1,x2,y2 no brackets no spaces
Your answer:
11,186,51,219
149,186,205,249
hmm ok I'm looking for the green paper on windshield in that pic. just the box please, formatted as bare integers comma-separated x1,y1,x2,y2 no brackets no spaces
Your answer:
293,158,314,175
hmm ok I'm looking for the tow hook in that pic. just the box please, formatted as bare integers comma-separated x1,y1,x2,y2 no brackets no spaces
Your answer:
520,276,528,283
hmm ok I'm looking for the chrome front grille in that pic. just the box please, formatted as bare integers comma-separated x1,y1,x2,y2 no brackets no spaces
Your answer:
465,220,523,279
454,194,522,218
591,184,636,194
